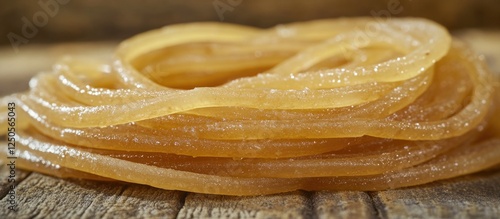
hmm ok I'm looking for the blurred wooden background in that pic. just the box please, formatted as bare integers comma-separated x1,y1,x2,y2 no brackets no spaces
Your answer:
1,0,500,46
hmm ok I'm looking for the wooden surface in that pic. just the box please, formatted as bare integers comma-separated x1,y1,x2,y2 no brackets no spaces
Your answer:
0,30,500,219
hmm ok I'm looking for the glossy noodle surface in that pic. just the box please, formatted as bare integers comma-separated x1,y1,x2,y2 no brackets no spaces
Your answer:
1,18,499,195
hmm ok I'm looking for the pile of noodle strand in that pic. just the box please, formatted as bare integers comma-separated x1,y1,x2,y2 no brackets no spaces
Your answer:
1,18,499,196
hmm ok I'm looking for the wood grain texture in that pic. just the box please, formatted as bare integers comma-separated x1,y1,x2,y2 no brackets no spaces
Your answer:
312,191,378,219
0,171,186,219
0,165,30,203
178,191,312,218
1,170,499,218
372,169,500,219
0,30,499,218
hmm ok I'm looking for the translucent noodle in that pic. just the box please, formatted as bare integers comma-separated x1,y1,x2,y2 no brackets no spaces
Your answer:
1,17,499,195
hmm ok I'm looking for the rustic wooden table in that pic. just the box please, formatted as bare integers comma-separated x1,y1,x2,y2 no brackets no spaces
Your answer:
0,30,499,219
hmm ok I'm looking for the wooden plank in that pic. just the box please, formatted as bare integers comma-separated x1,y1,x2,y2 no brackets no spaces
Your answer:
371,169,500,219
176,191,379,219
312,191,378,219
0,172,185,218
177,191,313,218
0,163,31,206
2,170,500,218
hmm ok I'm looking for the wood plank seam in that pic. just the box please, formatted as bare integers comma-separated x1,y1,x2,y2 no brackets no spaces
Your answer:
304,191,319,219
174,192,188,219
367,191,387,219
